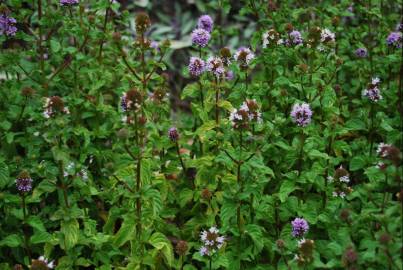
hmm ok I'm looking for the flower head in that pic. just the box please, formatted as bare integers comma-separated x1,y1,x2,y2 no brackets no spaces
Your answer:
199,226,225,256
291,218,309,238
290,103,313,127
229,99,262,129
262,29,280,48
197,15,214,33
0,14,17,36
16,171,33,193
386,31,402,48
320,28,336,43
43,96,69,118
60,0,79,5
234,47,255,69
191,28,211,47
31,256,54,270
168,127,179,142
121,89,143,112
206,56,225,78
355,47,367,58
363,77,382,102
188,57,205,77
289,30,303,45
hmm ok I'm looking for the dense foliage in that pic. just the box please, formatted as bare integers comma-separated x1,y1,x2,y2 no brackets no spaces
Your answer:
0,0,402,269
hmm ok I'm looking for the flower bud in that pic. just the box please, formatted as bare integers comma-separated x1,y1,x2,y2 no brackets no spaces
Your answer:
379,233,391,245
276,239,285,249
21,87,35,97
112,32,122,42
168,127,179,142
117,128,129,139
201,188,212,200
175,240,188,256
285,23,294,32
135,12,151,34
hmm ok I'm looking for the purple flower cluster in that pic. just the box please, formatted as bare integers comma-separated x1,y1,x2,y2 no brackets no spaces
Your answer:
0,14,17,36
60,0,79,5
386,31,402,48
291,218,309,238
355,47,367,58
289,30,303,45
197,15,213,33
363,77,382,102
199,226,225,257
191,28,210,47
168,127,179,142
262,29,281,48
188,57,205,77
191,15,213,47
290,103,313,127
16,174,33,193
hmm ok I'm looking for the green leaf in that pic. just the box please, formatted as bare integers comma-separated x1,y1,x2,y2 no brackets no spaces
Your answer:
245,224,264,253
349,156,366,171
181,83,199,99
31,231,52,244
0,234,23,247
278,180,296,203
0,161,10,188
178,188,193,208
113,214,135,247
60,219,79,250
148,232,174,266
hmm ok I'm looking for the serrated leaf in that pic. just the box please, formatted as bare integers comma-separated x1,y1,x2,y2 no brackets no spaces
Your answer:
61,219,79,250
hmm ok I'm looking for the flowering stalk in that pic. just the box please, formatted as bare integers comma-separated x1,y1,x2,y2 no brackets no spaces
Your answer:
98,0,111,59
368,103,375,156
215,77,220,125
297,131,305,175
38,0,45,87
58,160,70,208
175,140,186,173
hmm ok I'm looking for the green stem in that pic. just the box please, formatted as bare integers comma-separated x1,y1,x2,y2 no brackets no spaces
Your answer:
297,131,305,175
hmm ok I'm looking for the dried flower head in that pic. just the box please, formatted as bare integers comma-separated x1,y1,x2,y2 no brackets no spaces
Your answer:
229,99,262,129
297,239,315,262
191,28,211,47
135,12,151,34
290,102,313,127
197,15,214,33
0,13,17,36
175,240,189,256
168,127,179,142
379,233,391,245
291,217,309,238
199,226,225,256
16,171,33,193
31,256,54,270
188,57,205,77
